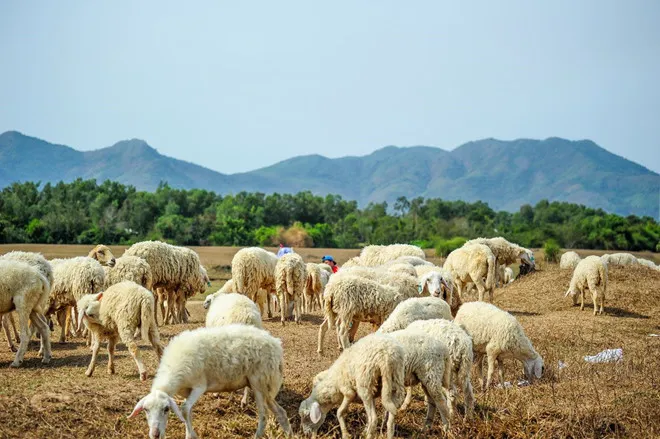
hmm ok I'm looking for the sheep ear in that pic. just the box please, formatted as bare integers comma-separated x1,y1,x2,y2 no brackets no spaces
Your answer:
128,396,147,419
310,401,322,424
169,397,185,423
96,292,103,301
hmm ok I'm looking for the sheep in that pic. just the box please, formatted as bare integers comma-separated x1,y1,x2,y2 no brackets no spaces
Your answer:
444,243,496,302
77,281,163,381
384,330,453,432
503,267,514,284
0,251,53,352
0,260,52,367
87,244,117,267
48,256,105,342
601,253,638,266
103,255,153,290
340,256,361,269
406,319,475,417
357,244,426,267
303,262,324,313
318,263,333,274
454,302,544,389
565,255,608,315
275,252,306,325
129,324,292,439
464,236,535,269
387,255,433,267
415,265,459,313
384,262,418,278
205,292,263,329
165,263,209,324
637,258,660,270
377,297,452,334
300,333,406,439
560,251,581,270
231,247,278,319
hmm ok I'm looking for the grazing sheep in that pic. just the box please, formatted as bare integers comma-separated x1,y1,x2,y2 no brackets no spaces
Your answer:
303,262,324,313
560,251,581,270
300,333,406,439
385,330,452,432
565,255,608,315
103,255,153,290
205,292,263,329
48,257,105,342
87,244,117,267
231,247,278,318
454,302,544,389
129,325,292,439
0,251,53,352
384,262,418,278
637,258,660,271
377,297,452,334
465,237,535,269
406,319,475,417
77,281,163,381
275,252,306,325
601,253,638,266
357,244,426,267
388,255,433,267
0,260,52,367
444,243,496,302
165,262,209,324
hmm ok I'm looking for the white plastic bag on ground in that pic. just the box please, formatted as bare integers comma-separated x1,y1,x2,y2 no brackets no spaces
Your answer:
584,348,623,363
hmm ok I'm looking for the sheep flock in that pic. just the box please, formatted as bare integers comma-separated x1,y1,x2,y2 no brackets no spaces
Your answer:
0,239,658,438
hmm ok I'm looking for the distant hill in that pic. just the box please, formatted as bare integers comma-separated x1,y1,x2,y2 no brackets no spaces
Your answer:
1,131,658,218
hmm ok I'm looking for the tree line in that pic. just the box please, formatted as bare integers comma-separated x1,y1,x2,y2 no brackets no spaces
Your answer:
0,179,658,253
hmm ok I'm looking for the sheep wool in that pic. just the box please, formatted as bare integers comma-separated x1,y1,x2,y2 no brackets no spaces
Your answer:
103,255,153,290
231,247,278,318
303,262,324,313
205,292,263,329
87,244,117,267
358,244,426,267
601,253,638,266
566,255,608,315
560,251,582,270
465,237,535,268
377,297,452,334
444,243,496,302
275,252,306,325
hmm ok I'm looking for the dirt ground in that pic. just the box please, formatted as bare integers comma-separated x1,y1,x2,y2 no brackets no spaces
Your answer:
0,245,659,438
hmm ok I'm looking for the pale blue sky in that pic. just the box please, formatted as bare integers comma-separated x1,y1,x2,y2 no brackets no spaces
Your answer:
1,1,659,173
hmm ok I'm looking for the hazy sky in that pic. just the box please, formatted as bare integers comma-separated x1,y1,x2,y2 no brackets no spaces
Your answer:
1,1,659,174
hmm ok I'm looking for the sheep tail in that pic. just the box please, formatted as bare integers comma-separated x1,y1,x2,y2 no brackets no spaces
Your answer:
140,297,155,342
324,288,336,330
485,253,496,292
380,356,406,413
35,272,50,315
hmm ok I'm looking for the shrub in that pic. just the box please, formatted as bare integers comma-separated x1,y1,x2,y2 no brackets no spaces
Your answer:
543,239,561,263
435,236,467,257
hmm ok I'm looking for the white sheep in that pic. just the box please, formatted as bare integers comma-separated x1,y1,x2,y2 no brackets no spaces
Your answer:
444,243,496,302
87,244,117,267
454,302,544,389
0,260,52,367
465,236,535,269
77,281,163,381
303,262,324,312
299,333,406,439
405,319,475,417
318,263,333,274
165,262,209,324
384,330,452,432
275,252,306,325
565,255,608,315
377,297,452,334
560,251,581,270
601,253,638,266
357,244,426,266
384,262,418,278
231,247,278,318
503,267,514,284
415,265,459,314
637,258,660,271
388,255,433,267
129,324,292,439
103,255,153,290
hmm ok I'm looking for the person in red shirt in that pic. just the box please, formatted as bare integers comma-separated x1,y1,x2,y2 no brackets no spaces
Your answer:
321,255,339,273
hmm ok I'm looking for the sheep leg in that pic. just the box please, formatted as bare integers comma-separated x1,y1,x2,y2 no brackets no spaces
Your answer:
348,319,360,343
2,314,17,352
240,387,250,408
336,393,355,439
424,384,449,432
153,293,159,326
120,326,148,381
337,319,351,350
181,386,205,439
360,392,379,439
485,353,498,389
30,312,51,364
279,292,287,326
148,324,164,360
251,385,268,439
580,289,585,311
11,304,32,367
317,318,328,355
85,334,101,377
294,297,302,324
265,395,292,437
157,289,167,324
473,277,487,302
497,359,505,386
463,377,475,418
107,336,117,375
56,309,67,343
399,387,413,411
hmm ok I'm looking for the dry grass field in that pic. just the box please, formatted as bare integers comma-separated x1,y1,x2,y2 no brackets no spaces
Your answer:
0,245,659,438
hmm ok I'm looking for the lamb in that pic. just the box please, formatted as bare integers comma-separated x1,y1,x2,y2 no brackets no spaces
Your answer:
0,251,53,352
565,255,608,315
103,255,153,290
77,281,163,380
48,256,105,342
405,319,475,417
231,247,278,318
275,252,306,325
384,330,452,432
454,302,544,389
356,244,426,267
87,244,117,267
560,251,581,270
303,263,324,312
464,236,535,269
601,253,638,266
129,325,292,439
0,260,52,367
299,333,406,439
377,297,452,334
444,243,496,302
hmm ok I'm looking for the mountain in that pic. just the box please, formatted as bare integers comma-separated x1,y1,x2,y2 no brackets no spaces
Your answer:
1,131,658,218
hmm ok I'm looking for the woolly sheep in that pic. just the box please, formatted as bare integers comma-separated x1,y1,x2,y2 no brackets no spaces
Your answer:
384,262,418,278
275,252,306,325
318,263,333,274
377,297,452,334
231,247,278,318
503,267,514,284
300,333,406,439
415,265,458,312
303,262,324,313
565,255,608,315
465,236,535,268
77,281,163,381
384,330,452,432
0,260,52,367
103,255,153,290
357,244,426,267
405,319,475,417
444,243,496,302
48,256,105,342
388,255,433,267
205,292,263,329
129,325,292,439
637,258,660,271
560,251,581,270
203,279,270,317
87,244,116,267
454,302,544,389
601,253,638,266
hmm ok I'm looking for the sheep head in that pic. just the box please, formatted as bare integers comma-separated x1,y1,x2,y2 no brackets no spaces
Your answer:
129,390,185,439
88,245,116,267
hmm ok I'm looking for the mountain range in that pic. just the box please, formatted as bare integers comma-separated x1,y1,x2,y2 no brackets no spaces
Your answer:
1,131,658,218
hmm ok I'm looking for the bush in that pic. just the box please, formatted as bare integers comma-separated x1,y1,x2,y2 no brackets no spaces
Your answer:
435,237,467,257
543,239,561,263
